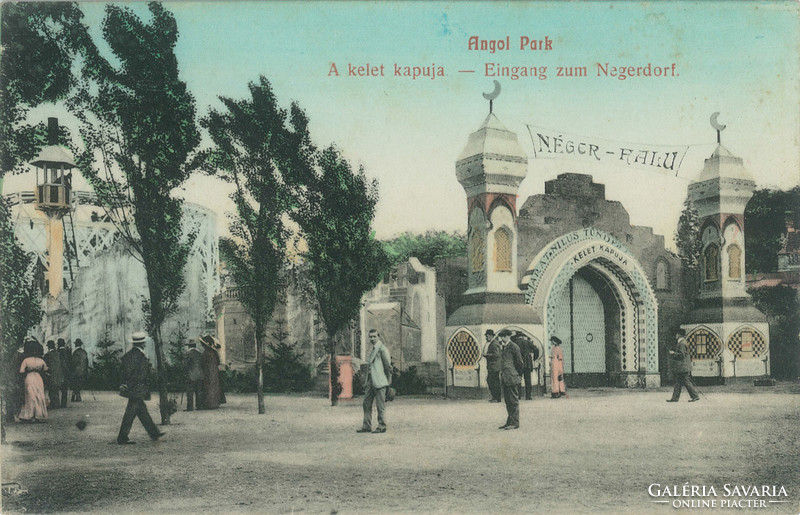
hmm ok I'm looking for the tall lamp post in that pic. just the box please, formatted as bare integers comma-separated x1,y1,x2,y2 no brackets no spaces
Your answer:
31,118,75,299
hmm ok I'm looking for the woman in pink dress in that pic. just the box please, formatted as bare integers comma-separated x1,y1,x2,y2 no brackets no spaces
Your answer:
18,339,49,422
549,336,566,399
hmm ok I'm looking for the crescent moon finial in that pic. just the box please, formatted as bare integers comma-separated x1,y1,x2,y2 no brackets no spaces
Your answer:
482,80,501,113
710,112,727,144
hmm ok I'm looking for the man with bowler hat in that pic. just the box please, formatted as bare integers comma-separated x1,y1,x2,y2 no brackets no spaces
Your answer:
70,339,89,401
117,332,165,444
483,329,501,403
43,341,64,409
667,328,700,403
498,329,523,430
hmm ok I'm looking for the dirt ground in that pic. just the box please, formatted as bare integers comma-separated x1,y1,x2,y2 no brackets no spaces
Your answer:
1,383,799,515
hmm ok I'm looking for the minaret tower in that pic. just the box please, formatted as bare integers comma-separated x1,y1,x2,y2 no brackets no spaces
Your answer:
683,113,769,380
444,84,538,390
455,84,527,294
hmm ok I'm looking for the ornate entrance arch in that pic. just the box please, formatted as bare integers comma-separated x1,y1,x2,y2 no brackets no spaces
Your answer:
522,228,659,388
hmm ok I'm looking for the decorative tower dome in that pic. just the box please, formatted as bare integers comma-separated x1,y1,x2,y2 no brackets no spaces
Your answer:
455,98,528,294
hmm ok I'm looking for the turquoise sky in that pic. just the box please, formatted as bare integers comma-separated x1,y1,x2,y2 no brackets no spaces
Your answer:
9,1,800,244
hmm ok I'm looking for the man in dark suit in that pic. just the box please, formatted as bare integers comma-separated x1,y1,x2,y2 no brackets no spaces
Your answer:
70,339,89,402
498,329,524,430
57,338,70,407
44,340,64,410
483,330,501,403
513,333,536,401
184,340,204,411
117,332,165,444
667,328,700,403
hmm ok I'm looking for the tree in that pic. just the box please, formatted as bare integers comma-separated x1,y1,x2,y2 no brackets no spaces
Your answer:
68,2,200,424
0,1,92,442
200,76,313,414
293,146,391,405
744,187,800,274
382,231,467,267
264,319,314,393
749,286,800,380
87,334,122,390
675,198,702,308
0,2,93,177
0,199,43,442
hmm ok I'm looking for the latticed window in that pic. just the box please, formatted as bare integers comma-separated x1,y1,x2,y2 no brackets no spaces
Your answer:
728,328,766,359
727,244,741,279
446,330,481,369
704,244,719,282
687,328,721,359
494,227,512,272
470,230,485,272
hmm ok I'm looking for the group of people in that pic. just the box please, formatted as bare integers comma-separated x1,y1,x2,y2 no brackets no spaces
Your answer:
483,329,544,404
184,335,226,411
116,332,227,444
10,337,89,423
12,325,699,443
483,328,699,430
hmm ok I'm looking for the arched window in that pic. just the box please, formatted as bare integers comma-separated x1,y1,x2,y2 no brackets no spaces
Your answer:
470,229,485,272
727,244,742,279
704,244,719,282
687,328,722,360
446,330,481,369
655,259,670,290
727,327,767,359
494,227,512,272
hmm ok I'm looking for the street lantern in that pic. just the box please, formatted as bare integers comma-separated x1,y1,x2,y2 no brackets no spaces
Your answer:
32,118,75,213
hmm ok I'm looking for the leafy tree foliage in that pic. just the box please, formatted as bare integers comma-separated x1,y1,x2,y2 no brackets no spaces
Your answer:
0,1,93,175
749,286,800,380
293,147,391,405
675,198,701,307
264,319,314,393
86,335,123,390
68,2,200,424
0,200,41,352
200,76,312,413
0,2,91,441
382,231,466,267
744,187,800,274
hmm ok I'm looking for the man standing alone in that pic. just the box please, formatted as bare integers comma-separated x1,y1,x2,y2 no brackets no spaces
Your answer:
57,339,70,408
117,332,165,444
667,329,700,403
357,330,392,434
70,339,89,402
43,341,64,410
498,329,523,430
184,339,204,411
483,330,501,403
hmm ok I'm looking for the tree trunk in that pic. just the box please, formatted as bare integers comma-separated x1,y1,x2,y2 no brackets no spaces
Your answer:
329,348,339,407
152,325,171,425
255,327,265,414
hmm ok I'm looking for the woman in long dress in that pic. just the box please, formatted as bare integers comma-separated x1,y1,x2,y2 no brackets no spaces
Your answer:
199,335,221,410
550,336,566,399
18,339,49,422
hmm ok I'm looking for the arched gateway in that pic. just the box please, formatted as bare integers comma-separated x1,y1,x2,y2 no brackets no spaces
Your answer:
522,228,660,388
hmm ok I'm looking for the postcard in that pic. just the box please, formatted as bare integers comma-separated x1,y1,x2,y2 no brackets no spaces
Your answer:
2,2,798,514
